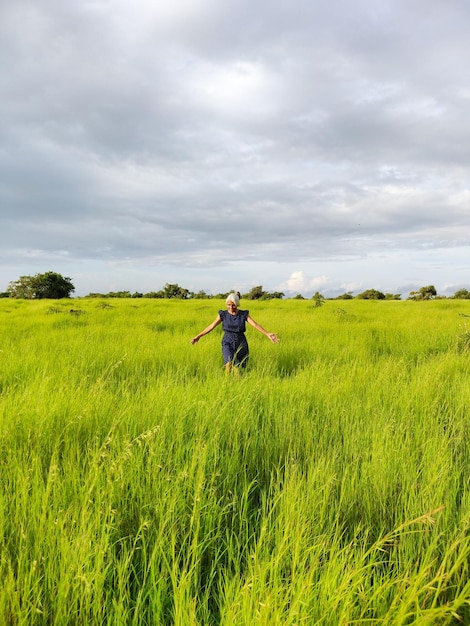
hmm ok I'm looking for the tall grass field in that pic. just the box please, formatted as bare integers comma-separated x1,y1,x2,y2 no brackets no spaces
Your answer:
1,297,470,625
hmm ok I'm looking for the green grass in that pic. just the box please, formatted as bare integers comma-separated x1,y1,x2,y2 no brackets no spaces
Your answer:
1,297,470,624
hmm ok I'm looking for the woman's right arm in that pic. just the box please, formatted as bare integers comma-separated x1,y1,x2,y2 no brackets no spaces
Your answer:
191,315,222,344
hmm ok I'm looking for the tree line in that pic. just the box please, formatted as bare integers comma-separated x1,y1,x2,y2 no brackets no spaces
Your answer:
2,272,470,301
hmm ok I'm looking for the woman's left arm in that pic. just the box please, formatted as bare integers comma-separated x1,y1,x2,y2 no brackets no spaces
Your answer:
247,315,279,343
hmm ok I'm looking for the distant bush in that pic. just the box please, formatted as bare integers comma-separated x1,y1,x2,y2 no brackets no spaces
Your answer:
357,289,386,300
453,289,470,300
408,285,437,300
7,271,75,299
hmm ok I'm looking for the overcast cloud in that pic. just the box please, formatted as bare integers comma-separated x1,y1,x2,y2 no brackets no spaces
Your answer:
1,0,469,297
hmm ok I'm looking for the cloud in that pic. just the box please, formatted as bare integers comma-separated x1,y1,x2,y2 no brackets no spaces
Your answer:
1,0,469,295
280,271,329,295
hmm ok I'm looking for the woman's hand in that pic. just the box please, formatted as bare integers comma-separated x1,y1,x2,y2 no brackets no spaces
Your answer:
268,333,279,343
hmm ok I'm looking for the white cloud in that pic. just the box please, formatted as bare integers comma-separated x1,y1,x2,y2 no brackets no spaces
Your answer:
279,272,329,295
1,0,470,295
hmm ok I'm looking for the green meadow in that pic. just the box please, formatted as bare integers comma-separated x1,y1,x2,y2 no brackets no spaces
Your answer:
1,297,470,625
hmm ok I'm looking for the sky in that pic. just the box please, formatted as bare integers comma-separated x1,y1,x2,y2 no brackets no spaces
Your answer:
1,0,469,298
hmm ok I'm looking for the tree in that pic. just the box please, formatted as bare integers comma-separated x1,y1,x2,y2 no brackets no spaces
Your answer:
7,272,75,299
244,285,266,300
408,285,437,301
262,291,284,300
162,283,190,299
106,291,131,298
312,291,325,307
453,288,470,300
357,289,386,300
7,276,35,299
335,292,353,300
192,290,211,299
243,286,284,300
142,291,163,298
34,272,75,299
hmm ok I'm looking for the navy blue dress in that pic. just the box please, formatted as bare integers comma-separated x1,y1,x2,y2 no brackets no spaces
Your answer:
218,309,250,367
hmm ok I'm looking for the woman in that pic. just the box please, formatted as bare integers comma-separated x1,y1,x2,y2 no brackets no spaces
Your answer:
191,292,279,371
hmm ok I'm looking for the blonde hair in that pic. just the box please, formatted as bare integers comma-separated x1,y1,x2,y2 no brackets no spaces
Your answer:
226,292,240,306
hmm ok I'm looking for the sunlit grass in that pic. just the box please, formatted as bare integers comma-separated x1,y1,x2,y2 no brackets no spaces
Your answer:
1,297,470,623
